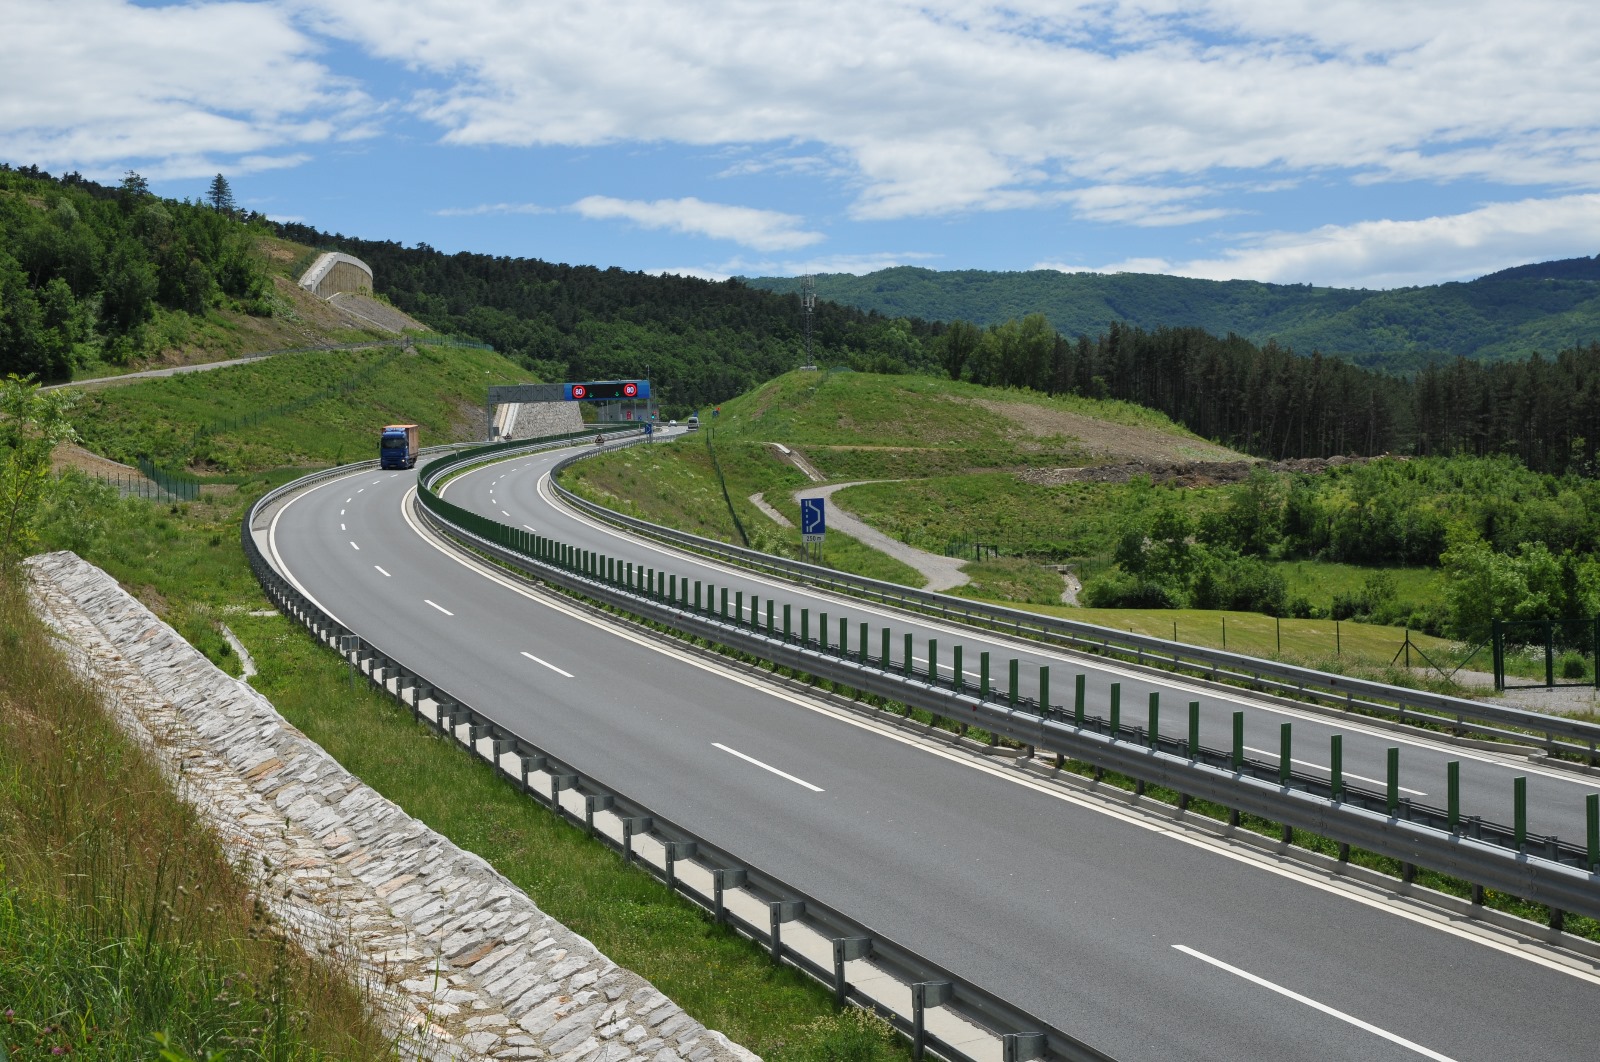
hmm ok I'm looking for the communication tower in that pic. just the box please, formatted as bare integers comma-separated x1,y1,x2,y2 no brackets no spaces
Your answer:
801,274,816,369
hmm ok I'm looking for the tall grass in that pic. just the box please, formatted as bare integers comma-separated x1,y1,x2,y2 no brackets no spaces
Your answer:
0,572,392,1061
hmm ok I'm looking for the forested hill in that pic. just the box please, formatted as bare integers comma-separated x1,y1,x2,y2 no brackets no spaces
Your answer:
270,223,944,411
743,260,1600,370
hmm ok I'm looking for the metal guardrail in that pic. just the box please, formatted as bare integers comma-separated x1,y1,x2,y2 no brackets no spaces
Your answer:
410,444,1600,931
544,447,1600,764
244,435,1106,1062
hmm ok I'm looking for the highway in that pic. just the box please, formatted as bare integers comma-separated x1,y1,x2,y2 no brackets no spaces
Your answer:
265,446,1600,1061
443,436,1600,849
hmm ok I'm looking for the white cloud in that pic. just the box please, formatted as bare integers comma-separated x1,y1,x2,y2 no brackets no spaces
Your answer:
570,196,824,251
435,202,552,217
1075,194,1600,288
0,0,367,180
297,1,1600,222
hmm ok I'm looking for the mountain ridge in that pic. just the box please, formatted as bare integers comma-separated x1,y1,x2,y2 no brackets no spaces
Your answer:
743,257,1600,369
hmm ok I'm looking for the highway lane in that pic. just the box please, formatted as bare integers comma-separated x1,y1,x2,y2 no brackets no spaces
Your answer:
267,458,1600,1062
447,439,1600,849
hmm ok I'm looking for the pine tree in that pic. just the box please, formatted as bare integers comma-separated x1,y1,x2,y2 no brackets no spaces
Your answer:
206,173,235,213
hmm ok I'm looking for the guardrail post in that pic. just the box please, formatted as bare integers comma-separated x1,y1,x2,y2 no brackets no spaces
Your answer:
1148,692,1159,749
1232,711,1244,770
519,753,546,795
1447,761,1461,831
1514,776,1527,849
1008,658,1019,708
551,773,578,809
664,840,696,892
952,645,962,691
1280,723,1292,785
911,982,953,1062
833,937,872,1008
1587,794,1598,871
713,868,746,924
1110,682,1122,736
980,652,990,699
584,794,613,837
905,633,914,677
1002,1033,1048,1062
621,816,652,864
1188,701,1200,758
769,900,804,965
1387,748,1400,815
1039,665,1049,716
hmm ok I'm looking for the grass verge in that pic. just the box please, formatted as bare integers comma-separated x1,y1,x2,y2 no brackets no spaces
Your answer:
0,570,392,1061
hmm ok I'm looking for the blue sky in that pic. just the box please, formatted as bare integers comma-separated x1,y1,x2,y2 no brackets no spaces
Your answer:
5,1,1600,288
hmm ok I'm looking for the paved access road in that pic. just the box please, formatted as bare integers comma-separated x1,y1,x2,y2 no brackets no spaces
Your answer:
266,449,1600,1062
447,438,1600,850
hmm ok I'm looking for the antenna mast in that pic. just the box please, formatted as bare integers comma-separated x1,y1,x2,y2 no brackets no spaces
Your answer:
801,274,816,368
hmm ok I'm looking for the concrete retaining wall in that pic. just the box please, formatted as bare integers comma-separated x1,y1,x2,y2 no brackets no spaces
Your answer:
26,551,758,1062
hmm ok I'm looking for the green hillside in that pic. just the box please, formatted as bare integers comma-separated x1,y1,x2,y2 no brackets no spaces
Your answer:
75,342,526,472
744,259,1600,368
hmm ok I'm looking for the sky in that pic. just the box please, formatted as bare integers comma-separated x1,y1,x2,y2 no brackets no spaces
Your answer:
5,1,1600,289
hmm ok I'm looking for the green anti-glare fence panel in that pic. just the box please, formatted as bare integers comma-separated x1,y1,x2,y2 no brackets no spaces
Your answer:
953,645,962,691
801,608,809,644
1110,683,1121,734
905,633,913,677
766,600,774,634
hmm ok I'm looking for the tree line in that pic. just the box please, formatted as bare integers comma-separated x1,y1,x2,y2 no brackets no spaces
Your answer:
925,314,1600,475
0,165,269,380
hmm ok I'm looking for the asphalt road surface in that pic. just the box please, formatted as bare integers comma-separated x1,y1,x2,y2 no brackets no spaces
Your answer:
266,450,1600,1061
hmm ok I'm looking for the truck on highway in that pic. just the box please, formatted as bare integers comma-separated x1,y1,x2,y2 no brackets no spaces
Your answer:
379,424,420,469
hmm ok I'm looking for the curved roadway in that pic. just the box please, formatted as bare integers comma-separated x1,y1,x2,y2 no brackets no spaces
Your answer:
267,441,1600,1062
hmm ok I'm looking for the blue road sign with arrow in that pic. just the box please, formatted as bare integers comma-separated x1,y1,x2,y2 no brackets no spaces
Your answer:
800,497,826,542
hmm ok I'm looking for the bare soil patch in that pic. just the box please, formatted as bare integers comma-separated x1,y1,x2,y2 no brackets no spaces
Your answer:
971,398,1244,463
50,443,140,478
1019,454,1374,488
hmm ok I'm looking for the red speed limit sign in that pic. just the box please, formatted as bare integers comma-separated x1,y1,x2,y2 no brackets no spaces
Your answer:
571,384,587,399
623,381,638,397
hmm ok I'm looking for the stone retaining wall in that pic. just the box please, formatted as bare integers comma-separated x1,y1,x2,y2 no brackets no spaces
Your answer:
25,551,758,1062
512,403,586,439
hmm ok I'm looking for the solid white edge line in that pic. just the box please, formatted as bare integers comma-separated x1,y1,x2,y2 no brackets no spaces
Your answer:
425,599,454,616
519,462,1593,787
1242,745,1427,796
374,565,391,577
1171,945,1459,1061
520,650,574,678
397,484,1600,987
712,742,824,792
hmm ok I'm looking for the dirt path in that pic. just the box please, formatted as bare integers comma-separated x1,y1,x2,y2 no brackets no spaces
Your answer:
793,481,970,591
748,492,792,527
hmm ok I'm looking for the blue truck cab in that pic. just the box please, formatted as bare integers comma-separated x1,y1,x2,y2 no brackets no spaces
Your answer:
379,423,420,469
